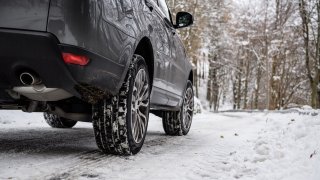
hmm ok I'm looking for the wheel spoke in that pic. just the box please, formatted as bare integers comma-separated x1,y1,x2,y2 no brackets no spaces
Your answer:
139,117,145,139
139,84,149,101
138,110,147,123
187,113,191,122
132,112,138,135
134,114,141,141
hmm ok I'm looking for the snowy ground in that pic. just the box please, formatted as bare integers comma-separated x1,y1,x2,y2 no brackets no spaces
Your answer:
0,110,319,180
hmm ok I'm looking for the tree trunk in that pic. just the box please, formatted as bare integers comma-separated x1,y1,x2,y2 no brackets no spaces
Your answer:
270,55,278,110
243,56,250,109
311,82,319,108
299,0,319,108
233,80,237,110
212,68,219,111
317,0,320,108
237,67,242,109
254,66,262,109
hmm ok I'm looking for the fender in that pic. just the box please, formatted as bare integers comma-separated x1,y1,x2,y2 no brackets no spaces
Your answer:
118,29,155,92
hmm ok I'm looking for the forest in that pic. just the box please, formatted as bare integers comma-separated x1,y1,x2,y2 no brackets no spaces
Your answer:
167,0,320,111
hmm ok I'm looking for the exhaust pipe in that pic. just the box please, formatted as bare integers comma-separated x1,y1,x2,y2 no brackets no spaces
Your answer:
20,72,41,86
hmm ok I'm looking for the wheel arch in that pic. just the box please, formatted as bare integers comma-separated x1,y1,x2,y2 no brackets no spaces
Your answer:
188,69,194,84
133,37,154,90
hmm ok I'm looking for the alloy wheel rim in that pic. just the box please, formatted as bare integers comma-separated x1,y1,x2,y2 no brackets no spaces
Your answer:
182,87,194,130
131,69,150,144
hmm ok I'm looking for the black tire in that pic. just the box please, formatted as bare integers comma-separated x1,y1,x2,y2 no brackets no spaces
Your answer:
162,81,194,136
162,111,182,136
43,112,77,128
92,55,150,155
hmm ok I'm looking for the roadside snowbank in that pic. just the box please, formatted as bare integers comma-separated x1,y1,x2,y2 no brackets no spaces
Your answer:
222,111,320,180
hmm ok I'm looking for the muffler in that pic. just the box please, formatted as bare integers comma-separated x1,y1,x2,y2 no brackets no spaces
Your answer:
19,72,41,85
14,72,73,101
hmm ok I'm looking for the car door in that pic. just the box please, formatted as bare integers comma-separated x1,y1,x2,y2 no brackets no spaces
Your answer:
157,0,187,107
166,34,188,106
142,0,171,106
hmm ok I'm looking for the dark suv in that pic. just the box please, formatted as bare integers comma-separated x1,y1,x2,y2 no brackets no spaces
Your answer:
0,0,194,155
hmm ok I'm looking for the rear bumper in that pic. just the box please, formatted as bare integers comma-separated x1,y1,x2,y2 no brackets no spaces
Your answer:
0,28,125,103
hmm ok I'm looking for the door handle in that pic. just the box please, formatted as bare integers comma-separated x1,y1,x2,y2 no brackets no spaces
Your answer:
145,0,154,12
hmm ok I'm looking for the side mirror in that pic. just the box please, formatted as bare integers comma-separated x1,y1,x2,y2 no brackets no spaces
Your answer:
175,12,193,29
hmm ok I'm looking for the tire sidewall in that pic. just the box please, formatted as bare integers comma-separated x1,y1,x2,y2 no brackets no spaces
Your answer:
180,81,194,135
126,55,150,154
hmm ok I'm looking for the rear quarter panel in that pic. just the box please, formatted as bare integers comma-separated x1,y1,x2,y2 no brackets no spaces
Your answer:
47,0,141,92
0,0,50,31
47,0,137,68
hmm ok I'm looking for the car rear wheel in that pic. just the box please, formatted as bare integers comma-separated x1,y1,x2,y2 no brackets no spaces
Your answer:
162,80,194,136
43,112,77,128
92,55,150,155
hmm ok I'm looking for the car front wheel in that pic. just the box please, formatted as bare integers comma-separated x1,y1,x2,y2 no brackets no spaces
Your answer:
162,80,194,136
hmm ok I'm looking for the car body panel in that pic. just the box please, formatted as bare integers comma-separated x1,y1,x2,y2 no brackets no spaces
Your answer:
47,0,137,64
166,35,189,106
147,1,172,106
0,0,50,31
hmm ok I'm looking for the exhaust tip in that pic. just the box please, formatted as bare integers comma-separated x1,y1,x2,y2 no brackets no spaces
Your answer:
20,72,40,86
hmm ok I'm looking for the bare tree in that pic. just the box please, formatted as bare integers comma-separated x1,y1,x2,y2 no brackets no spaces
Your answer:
299,0,320,108
166,0,317,110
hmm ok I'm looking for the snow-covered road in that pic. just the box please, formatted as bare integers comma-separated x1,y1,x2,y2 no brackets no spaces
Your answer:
0,110,319,180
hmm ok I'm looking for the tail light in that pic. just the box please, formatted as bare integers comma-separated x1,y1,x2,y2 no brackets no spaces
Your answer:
62,53,90,66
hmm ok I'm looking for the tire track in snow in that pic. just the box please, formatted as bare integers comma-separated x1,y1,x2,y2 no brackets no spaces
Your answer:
42,114,239,180
42,134,175,180
184,141,235,180
43,134,217,179
184,114,264,180
44,150,115,180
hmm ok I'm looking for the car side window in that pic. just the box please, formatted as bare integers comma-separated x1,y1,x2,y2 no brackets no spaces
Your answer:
157,0,170,20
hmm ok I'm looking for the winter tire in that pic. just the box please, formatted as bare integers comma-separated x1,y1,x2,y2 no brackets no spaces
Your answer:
43,112,77,128
92,55,150,155
162,80,194,136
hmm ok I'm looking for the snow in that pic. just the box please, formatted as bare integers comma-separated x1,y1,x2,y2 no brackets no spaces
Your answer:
0,110,319,180
302,105,313,110
194,97,203,114
272,76,281,81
